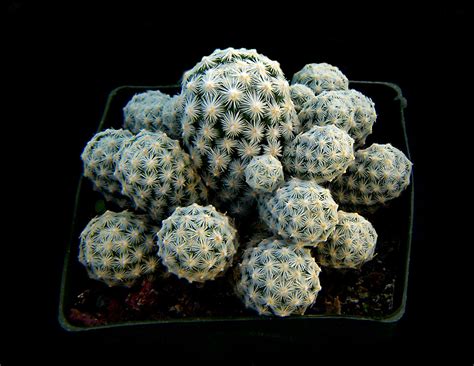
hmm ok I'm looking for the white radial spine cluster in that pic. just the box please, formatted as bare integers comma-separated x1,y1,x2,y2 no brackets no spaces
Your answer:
283,125,355,183
316,211,378,269
123,90,172,134
236,238,322,317
78,210,159,287
81,128,133,207
156,203,238,283
244,154,285,193
291,63,349,95
257,178,339,246
330,143,413,206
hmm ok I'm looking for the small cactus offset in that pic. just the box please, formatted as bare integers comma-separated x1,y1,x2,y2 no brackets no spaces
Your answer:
291,63,349,95
258,178,339,246
72,49,415,323
156,203,238,283
81,128,133,207
289,83,315,113
283,125,355,184
236,238,322,317
298,89,377,148
316,211,378,269
115,130,207,221
123,90,172,134
244,154,285,193
179,47,299,215
78,210,159,287
330,143,413,206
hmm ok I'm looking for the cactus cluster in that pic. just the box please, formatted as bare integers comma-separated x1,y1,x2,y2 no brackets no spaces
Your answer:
283,124,355,183
316,211,378,269
156,203,238,283
298,89,376,148
236,238,322,317
115,130,207,221
258,178,339,246
330,143,413,206
81,128,133,207
76,48,413,319
78,210,159,287
291,63,349,95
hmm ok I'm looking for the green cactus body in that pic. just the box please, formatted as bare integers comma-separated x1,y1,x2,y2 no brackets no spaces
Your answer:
156,203,238,283
179,48,299,216
236,238,322,317
291,63,349,95
78,210,159,287
289,83,315,113
298,89,376,148
115,130,207,221
330,143,413,206
81,128,133,207
244,154,284,193
343,89,377,147
283,125,355,184
257,178,339,246
161,93,185,140
316,211,378,269
123,90,172,134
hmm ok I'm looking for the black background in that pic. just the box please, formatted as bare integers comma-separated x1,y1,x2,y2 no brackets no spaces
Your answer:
3,2,469,364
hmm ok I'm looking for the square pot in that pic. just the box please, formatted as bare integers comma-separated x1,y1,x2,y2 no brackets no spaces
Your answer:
58,82,414,340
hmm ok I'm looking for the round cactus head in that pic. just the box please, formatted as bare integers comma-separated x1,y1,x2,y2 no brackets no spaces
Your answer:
257,178,339,246
283,124,355,183
316,211,378,269
330,143,413,206
342,89,377,147
156,203,238,283
236,238,322,317
179,48,299,216
123,90,172,134
81,128,133,207
115,130,208,221
78,210,159,287
244,154,285,193
291,63,349,95
289,83,315,113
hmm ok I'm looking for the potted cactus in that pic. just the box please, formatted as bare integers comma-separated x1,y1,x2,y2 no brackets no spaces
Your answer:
59,48,413,334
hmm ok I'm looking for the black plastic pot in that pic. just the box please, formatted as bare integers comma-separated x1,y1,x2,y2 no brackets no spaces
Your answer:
58,82,414,342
